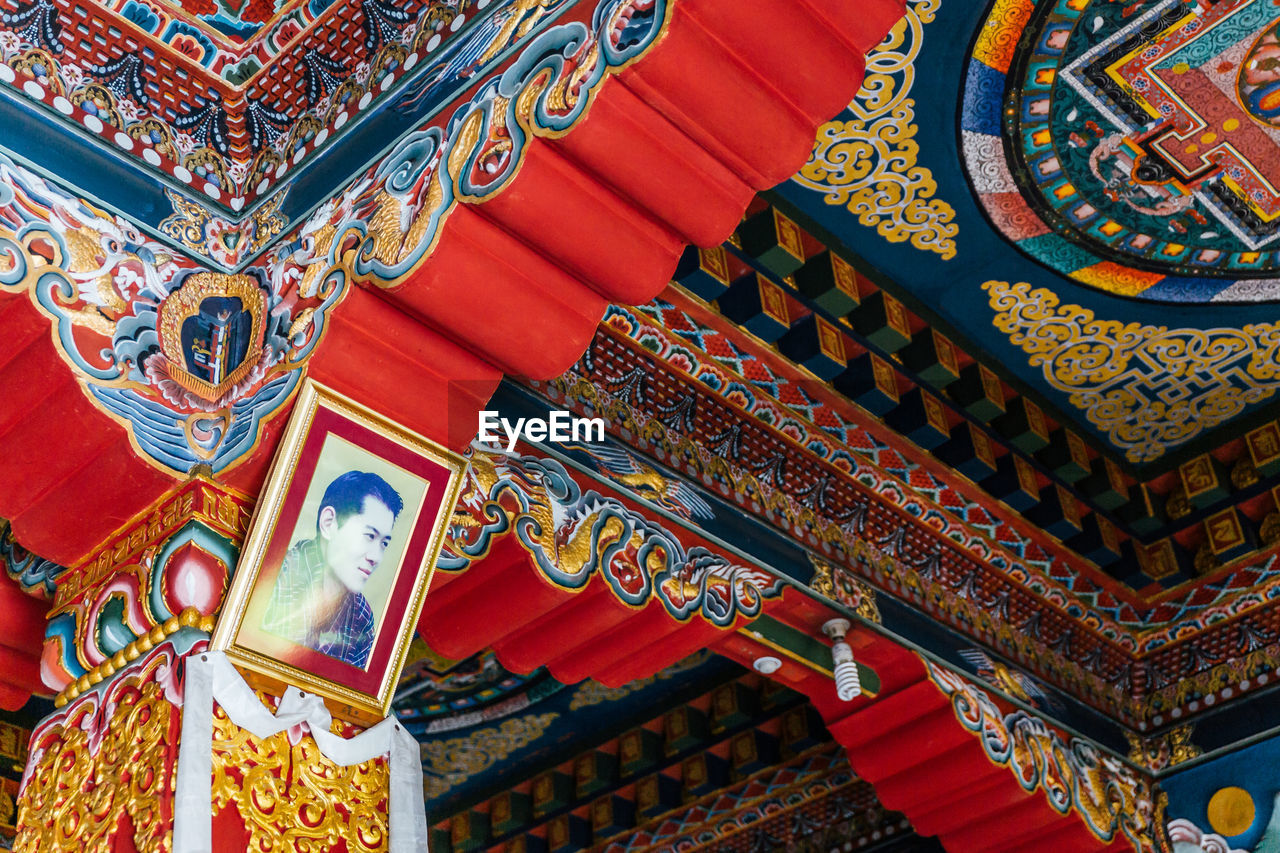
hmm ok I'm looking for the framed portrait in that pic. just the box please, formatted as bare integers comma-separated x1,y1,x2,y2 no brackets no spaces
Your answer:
212,379,467,722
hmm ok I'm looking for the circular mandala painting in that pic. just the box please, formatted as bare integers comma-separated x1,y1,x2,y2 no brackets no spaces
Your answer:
1240,20,1280,127
962,0,1280,301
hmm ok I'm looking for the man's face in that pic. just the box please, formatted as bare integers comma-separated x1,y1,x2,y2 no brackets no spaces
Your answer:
318,495,396,594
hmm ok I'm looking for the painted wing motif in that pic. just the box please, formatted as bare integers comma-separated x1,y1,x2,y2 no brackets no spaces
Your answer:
958,648,1057,710
569,443,713,521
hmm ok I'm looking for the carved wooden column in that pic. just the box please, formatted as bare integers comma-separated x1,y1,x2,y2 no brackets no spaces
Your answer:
13,479,397,852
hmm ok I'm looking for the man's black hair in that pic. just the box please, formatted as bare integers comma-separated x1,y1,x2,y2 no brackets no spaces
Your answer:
317,470,404,531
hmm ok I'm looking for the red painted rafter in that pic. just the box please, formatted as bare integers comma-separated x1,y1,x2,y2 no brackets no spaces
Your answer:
416,450,1145,853
0,0,905,573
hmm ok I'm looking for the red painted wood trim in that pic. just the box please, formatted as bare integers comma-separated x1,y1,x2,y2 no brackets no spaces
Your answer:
0,0,905,709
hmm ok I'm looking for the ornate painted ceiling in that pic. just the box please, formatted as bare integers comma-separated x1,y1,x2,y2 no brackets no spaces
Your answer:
9,0,1280,849
397,646,926,852
0,0,950,849
0,0,597,481
781,0,1280,473
401,0,1280,847
0,0,897,568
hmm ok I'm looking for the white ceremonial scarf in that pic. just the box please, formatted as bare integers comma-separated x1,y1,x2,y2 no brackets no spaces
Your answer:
173,651,427,852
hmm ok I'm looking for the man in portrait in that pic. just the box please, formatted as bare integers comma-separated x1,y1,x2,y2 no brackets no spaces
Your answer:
260,470,404,668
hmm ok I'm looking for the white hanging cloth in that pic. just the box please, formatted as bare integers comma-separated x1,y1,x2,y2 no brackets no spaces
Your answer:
173,651,427,852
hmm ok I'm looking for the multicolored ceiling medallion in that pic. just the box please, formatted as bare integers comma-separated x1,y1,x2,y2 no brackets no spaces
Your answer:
1240,19,1280,127
964,0,1280,301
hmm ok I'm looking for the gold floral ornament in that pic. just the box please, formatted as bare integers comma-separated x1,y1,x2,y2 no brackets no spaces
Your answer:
793,0,958,260
1125,725,1201,773
810,556,882,624
210,700,391,852
16,659,179,853
985,280,1280,462
159,190,286,269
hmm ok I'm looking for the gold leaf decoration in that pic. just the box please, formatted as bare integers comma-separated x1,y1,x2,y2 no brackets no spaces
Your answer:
16,681,175,853
793,0,958,260
984,280,1280,462
810,556,881,624
925,658,1166,852
1125,724,1201,772
158,190,286,264
210,701,390,853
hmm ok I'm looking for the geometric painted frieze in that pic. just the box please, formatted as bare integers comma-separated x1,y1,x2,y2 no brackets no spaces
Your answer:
965,0,1280,301
538,355,1150,727
550,301,1280,736
582,302,1147,632
0,0,666,272
592,299,1150,649
0,0,571,221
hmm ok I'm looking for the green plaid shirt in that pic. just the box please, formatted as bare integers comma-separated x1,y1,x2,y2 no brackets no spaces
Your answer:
260,538,375,668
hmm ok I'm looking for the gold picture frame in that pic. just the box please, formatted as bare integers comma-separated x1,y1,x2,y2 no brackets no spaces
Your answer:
211,378,467,723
